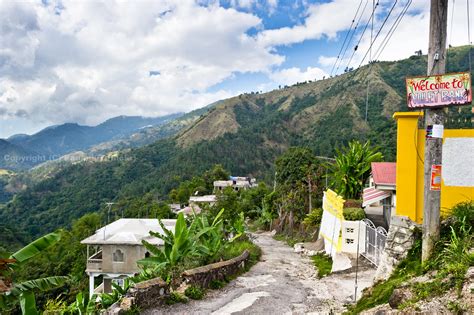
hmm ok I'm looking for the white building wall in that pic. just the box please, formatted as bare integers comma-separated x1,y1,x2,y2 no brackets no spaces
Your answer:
341,220,366,254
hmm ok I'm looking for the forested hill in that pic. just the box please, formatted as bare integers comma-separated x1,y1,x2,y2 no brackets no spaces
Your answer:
1,46,472,246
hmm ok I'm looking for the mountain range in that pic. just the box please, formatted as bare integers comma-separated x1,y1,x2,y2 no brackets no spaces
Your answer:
0,45,472,246
0,113,183,170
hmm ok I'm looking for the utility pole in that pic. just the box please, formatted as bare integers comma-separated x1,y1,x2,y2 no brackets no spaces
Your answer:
422,0,448,262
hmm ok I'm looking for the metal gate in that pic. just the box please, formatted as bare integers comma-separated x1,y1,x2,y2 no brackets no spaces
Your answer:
361,218,388,266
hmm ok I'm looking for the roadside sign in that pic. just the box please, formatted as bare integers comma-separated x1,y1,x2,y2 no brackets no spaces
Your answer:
430,165,442,191
406,72,471,108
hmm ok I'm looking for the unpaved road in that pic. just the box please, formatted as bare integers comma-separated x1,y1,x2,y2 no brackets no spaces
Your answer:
144,232,375,315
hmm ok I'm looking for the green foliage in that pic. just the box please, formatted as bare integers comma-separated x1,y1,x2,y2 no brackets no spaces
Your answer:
0,233,68,315
348,201,474,314
43,295,68,314
218,240,262,268
329,140,383,199
303,208,323,227
165,292,187,305
311,253,333,278
209,279,226,290
184,285,205,300
342,207,366,221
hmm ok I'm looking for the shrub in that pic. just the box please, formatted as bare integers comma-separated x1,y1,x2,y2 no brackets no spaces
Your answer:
311,253,333,278
303,208,323,227
343,207,365,221
184,285,205,300
209,279,226,290
451,201,474,228
165,292,187,305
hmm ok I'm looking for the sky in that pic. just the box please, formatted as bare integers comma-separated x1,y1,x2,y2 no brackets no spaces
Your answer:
0,0,472,138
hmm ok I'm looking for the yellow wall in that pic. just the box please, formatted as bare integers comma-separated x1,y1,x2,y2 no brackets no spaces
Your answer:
393,112,474,223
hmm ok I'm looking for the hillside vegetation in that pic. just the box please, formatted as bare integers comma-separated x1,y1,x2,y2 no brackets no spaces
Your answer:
0,46,472,245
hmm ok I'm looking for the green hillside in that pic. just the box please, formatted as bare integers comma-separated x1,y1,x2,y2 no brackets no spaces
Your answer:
1,46,472,245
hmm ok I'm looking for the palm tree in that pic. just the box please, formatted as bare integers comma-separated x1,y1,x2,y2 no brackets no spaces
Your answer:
0,232,69,315
329,140,383,200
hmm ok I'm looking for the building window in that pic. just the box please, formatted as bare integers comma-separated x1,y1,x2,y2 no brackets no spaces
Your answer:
113,249,124,262
346,228,355,233
345,239,354,244
145,251,150,258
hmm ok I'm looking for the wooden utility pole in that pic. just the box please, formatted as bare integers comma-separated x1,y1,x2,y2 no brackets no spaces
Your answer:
422,0,448,262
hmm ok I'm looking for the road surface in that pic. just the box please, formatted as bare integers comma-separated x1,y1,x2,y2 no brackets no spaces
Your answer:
144,232,375,315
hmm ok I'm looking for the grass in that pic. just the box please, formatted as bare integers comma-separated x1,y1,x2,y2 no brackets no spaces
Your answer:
311,253,333,278
346,201,474,314
184,285,205,300
218,239,262,268
165,292,188,305
273,233,310,247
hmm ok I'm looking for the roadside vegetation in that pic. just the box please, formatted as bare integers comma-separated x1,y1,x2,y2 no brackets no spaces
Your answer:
346,201,474,314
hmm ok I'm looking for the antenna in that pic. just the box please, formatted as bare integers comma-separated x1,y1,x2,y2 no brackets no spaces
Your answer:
103,202,115,240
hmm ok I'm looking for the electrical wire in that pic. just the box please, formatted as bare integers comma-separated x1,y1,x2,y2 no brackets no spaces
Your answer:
467,0,472,74
330,0,365,77
334,0,370,75
357,0,399,68
373,0,413,61
344,1,380,72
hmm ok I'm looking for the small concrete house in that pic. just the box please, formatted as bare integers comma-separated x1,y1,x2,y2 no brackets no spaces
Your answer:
213,176,257,192
81,218,176,297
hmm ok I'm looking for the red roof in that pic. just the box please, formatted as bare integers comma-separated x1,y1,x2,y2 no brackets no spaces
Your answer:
371,162,396,186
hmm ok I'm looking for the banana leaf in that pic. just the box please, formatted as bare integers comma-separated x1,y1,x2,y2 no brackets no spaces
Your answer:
10,233,61,264
15,276,69,292
20,291,37,315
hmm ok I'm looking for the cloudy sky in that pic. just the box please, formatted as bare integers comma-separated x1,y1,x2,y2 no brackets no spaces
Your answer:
0,0,472,138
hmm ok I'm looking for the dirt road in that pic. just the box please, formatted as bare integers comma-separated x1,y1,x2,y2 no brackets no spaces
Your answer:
144,232,375,315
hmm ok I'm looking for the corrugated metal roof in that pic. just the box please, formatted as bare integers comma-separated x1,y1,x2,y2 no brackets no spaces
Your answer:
371,162,396,186
81,218,176,245
362,187,391,207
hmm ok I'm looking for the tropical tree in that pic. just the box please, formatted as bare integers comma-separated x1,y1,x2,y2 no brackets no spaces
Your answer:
0,232,69,315
329,140,383,200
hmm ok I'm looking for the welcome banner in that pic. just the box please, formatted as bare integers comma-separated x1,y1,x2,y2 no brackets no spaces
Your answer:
406,72,471,108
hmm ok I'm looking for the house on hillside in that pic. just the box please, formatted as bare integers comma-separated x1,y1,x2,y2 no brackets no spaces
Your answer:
81,218,176,297
213,176,257,192
362,162,397,227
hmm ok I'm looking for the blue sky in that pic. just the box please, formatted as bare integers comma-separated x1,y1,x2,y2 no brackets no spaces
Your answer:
0,0,472,138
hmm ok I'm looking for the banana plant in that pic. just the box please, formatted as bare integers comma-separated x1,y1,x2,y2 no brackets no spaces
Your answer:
67,291,98,315
0,232,69,315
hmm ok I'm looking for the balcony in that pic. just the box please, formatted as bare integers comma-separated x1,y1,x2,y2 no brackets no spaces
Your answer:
86,250,103,272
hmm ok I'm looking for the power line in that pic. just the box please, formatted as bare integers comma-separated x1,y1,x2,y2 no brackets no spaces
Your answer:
357,0,399,68
344,1,380,72
330,0,365,76
373,0,413,61
334,0,370,75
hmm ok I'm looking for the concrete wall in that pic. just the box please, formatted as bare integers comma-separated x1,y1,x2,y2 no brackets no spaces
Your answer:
394,112,474,223
341,220,366,254
102,245,146,274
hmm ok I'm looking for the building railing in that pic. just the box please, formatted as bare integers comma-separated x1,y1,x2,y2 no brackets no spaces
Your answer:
87,250,103,272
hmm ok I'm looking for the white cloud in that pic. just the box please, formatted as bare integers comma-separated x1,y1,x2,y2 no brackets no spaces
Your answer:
257,0,371,47
269,66,328,86
0,0,284,135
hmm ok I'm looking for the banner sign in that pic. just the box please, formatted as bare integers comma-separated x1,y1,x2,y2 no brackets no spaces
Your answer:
406,72,471,108
319,189,345,257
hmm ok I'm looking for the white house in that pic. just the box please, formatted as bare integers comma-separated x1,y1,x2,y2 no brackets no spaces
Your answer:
81,218,176,297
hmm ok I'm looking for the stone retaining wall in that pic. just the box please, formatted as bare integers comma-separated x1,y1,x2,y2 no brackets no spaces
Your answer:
375,216,420,281
182,250,250,288
106,250,250,314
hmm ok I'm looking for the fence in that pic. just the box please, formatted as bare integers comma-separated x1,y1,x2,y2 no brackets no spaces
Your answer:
360,218,387,266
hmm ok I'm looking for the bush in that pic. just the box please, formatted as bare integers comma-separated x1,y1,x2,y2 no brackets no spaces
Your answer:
165,292,187,305
311,253,333,278
209,279,226,290
343,207,365,221
184,285,205,300
218,239,261,267
303,208,323,227
451,201,474,228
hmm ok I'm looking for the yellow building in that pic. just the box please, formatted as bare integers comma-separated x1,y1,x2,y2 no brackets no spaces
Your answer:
393,112,474,223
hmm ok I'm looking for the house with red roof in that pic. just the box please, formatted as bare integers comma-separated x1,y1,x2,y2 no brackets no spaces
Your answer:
362,162,397,227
